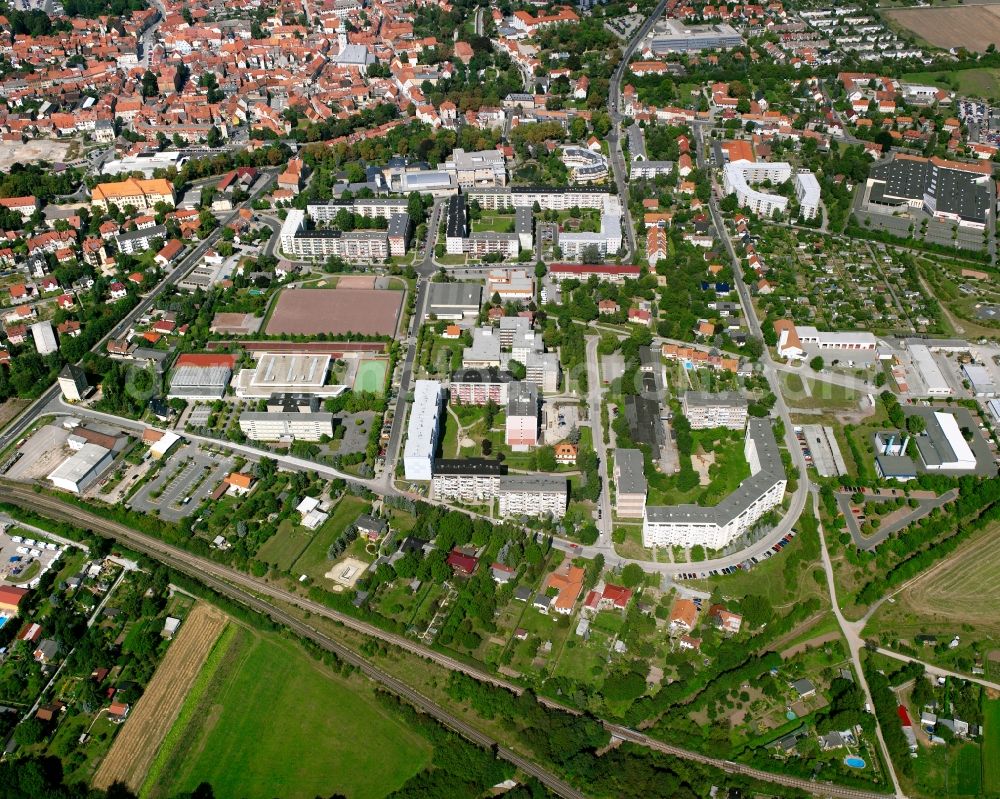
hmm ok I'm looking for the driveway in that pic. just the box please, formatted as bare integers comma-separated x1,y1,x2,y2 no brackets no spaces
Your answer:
836,488,958,550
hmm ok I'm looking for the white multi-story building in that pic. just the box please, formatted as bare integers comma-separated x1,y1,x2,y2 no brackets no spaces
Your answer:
561,146,609,183
307,198,409,222
558,195,623,260
465,190,624,261
443,149,507,187
279,208,408,260
642,419,786,549
467,186,609,212
614,448,647,519
449,368,514,405
57,364,88,401
498,475,567,519
794,171,821,220
431,458,507,503
403,380,443,481
505,381,538,451
682,391,748,430
722,160,793,218
238,412,336,442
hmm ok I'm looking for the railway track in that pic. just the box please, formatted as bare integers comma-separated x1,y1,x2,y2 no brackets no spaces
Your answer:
1,483,895,799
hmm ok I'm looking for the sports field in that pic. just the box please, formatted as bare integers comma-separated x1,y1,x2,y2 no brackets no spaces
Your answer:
153,628,431,799
354,358,388,393
266,288,403,336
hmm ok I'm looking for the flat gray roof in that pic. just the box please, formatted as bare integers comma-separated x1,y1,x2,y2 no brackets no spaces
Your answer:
499,474,566,493
684,390,747,408
428,281,482,312
615,448,647,495
645,419,785,526
506,381,538,417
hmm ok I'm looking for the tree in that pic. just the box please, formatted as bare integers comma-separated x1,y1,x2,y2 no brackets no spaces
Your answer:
619,563,646,588
141,69,158,98
537,446,557,471
809,356,824,372
508,359,526,380
906,414,925,435
14,718,43,746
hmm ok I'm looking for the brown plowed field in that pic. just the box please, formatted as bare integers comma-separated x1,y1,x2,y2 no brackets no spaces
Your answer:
887,6,1000,52
93,604,228,792
265,288,403,336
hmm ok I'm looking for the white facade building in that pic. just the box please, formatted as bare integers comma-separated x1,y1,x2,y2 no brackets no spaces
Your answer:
47,443,113,494
794,171,821,220
497,475,567,519
239,412,336,441
722,160,793,218
642,419,786,549
403,380,443,481
682,391,748,430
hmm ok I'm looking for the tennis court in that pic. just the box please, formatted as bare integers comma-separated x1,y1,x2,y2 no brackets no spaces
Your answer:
354,359,388,393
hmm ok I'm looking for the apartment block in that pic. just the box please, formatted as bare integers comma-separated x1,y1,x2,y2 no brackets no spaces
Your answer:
498,475,567,519
682,391,748,430
614,448,647,519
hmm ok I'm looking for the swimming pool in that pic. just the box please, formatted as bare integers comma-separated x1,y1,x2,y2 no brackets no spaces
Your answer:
0,616,9,630
844,756,866,769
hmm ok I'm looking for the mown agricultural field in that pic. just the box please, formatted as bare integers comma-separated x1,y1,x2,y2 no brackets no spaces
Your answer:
94,603,228,792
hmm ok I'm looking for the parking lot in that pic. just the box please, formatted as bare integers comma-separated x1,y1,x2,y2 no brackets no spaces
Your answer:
0,527,64,589
541,402,581,445
130,445,234,521
4,424,72,482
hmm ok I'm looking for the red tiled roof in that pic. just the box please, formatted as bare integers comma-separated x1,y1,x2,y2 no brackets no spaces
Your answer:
174,353,237,368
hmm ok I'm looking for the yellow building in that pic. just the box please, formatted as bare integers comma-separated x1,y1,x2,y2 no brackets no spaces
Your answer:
91,177,175,211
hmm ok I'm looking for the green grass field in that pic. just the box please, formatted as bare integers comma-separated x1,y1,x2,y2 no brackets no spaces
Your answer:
256,519,312,571
951,744,982,796
983,699,1000,794
355,359,388,393
290,495,370,580
471,213,515,233
902,68,1000,102
156,629,431,799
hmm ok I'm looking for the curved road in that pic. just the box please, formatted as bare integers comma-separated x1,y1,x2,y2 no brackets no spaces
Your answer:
0,483,895,799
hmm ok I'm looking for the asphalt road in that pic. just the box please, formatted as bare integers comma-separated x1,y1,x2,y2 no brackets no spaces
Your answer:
0,481,897,799
606,0,670,261
381,198,442,478
585,335,613,546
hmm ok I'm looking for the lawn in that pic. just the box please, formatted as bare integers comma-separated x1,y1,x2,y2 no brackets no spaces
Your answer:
471,213,515,233
153,629,432,799
256,519,312,571
902,68,1000,102
781,375,861,411
289,495,370,581
646,428,749,507
984,698,1000,795
688,514,825,609
907,739,983,799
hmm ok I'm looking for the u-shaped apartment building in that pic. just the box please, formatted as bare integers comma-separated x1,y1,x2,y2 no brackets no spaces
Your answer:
642,418,787,550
